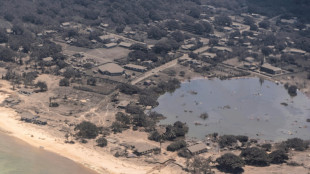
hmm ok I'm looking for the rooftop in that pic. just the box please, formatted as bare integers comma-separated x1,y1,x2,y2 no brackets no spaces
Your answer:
124,64,147,70
98,63,124,74
261,63,281,71
187,143,207,153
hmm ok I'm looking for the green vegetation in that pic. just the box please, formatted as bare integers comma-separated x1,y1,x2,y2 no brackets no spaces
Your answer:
167,140,186,152
279,138,309,151
240,147,270,166
74,121,99,139
216,153,245,173
219,135,237,148
269,150,288,164
35,81,48,92
96,137,108,147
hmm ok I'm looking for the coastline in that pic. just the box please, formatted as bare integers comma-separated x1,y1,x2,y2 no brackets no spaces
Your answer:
0,81,151,174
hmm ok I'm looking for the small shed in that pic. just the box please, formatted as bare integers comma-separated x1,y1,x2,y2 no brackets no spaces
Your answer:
117,101,130,109
187,143,208,155
124,64,147,72
104,43,118,48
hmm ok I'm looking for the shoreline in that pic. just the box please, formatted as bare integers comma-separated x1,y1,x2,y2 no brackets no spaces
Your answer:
0,81,151,174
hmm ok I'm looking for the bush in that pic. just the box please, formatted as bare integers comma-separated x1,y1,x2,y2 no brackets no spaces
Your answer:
178,148,191,158
287,85,297,97
235,135,248,143
59,78,70,86
281,138,308,151
96,137,107,147
269,150,288,164
115,112,130,125
216,153,245,173
262,143,272,151
148,131,161,142
240,147,270,166
74,121,99,139
219,135,237,148
167,140,186,152
200,112,208,120
35,81,48,92
118,84,141,95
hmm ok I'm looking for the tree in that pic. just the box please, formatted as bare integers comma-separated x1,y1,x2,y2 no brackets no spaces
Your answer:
35,81,48,92
139,94,159,107
219,135,237,148
259,20,270,29
235,135,248,143
188,8,200,18
0,47,16,62
173,121,188,137
280,138,308,151
74,121,99,139
287,85,297,97
186,156,213,174
200,112,209,120
147,26,167,40
240,147,270,166
167,140,186,152
87,77,97,86
96,137,107,147
214,15,232,26
115,112,130,125
59,78,70,86
216,153,245,173
269,150,288,164
0,30,8,43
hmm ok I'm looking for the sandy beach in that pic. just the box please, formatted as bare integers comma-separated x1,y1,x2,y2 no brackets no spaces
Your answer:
0,80,151,174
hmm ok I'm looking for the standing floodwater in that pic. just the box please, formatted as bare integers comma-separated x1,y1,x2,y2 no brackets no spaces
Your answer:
153,78,310,141
0,133,98,174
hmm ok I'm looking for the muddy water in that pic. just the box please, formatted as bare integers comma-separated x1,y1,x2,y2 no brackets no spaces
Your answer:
0,133,98,174
153,78,310,141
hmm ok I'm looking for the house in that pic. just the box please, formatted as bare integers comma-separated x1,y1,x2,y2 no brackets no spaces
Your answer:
132,143,160,156
201,52,216,59
181,44,196,50
187,143,208,155
61,22,71,27
104,43,118,48
118,42,132,48
244,57,255,63
117,101,130,109
283,48,307,55
213,46,232,52
98,63,125,76
124,64,147,72
260,63,282,75
42,57,53,62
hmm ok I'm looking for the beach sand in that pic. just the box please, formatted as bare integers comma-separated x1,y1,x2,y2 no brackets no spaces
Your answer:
0,80,151,174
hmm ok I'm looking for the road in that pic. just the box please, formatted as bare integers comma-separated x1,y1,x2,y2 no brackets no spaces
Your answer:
131,59,179,85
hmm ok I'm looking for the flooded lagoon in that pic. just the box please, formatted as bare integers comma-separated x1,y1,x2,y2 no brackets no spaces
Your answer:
153,78,310,141
0,133,97,174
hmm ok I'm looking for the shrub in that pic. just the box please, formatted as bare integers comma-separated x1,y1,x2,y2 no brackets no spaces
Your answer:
167,140,186,152
200,112,209,120
96,137,107,147
74,121,99,139
269,150,288,164
177,148,191,158
35,81,48,92
240,147,270,166
281,138,308,151
236,135,248,143
148,131,161,142
216,153,245,173
219,135,237,148
59,78,70,86
287,85,297,97
262,143,272,151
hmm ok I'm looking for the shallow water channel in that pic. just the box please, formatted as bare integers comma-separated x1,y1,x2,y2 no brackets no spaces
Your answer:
153,78,310,141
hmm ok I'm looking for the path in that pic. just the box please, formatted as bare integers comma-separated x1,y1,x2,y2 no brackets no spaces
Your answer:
131,59,179,85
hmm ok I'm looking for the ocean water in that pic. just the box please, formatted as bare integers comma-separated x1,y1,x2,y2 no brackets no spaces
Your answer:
153,78,310,141
0,133,97,174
